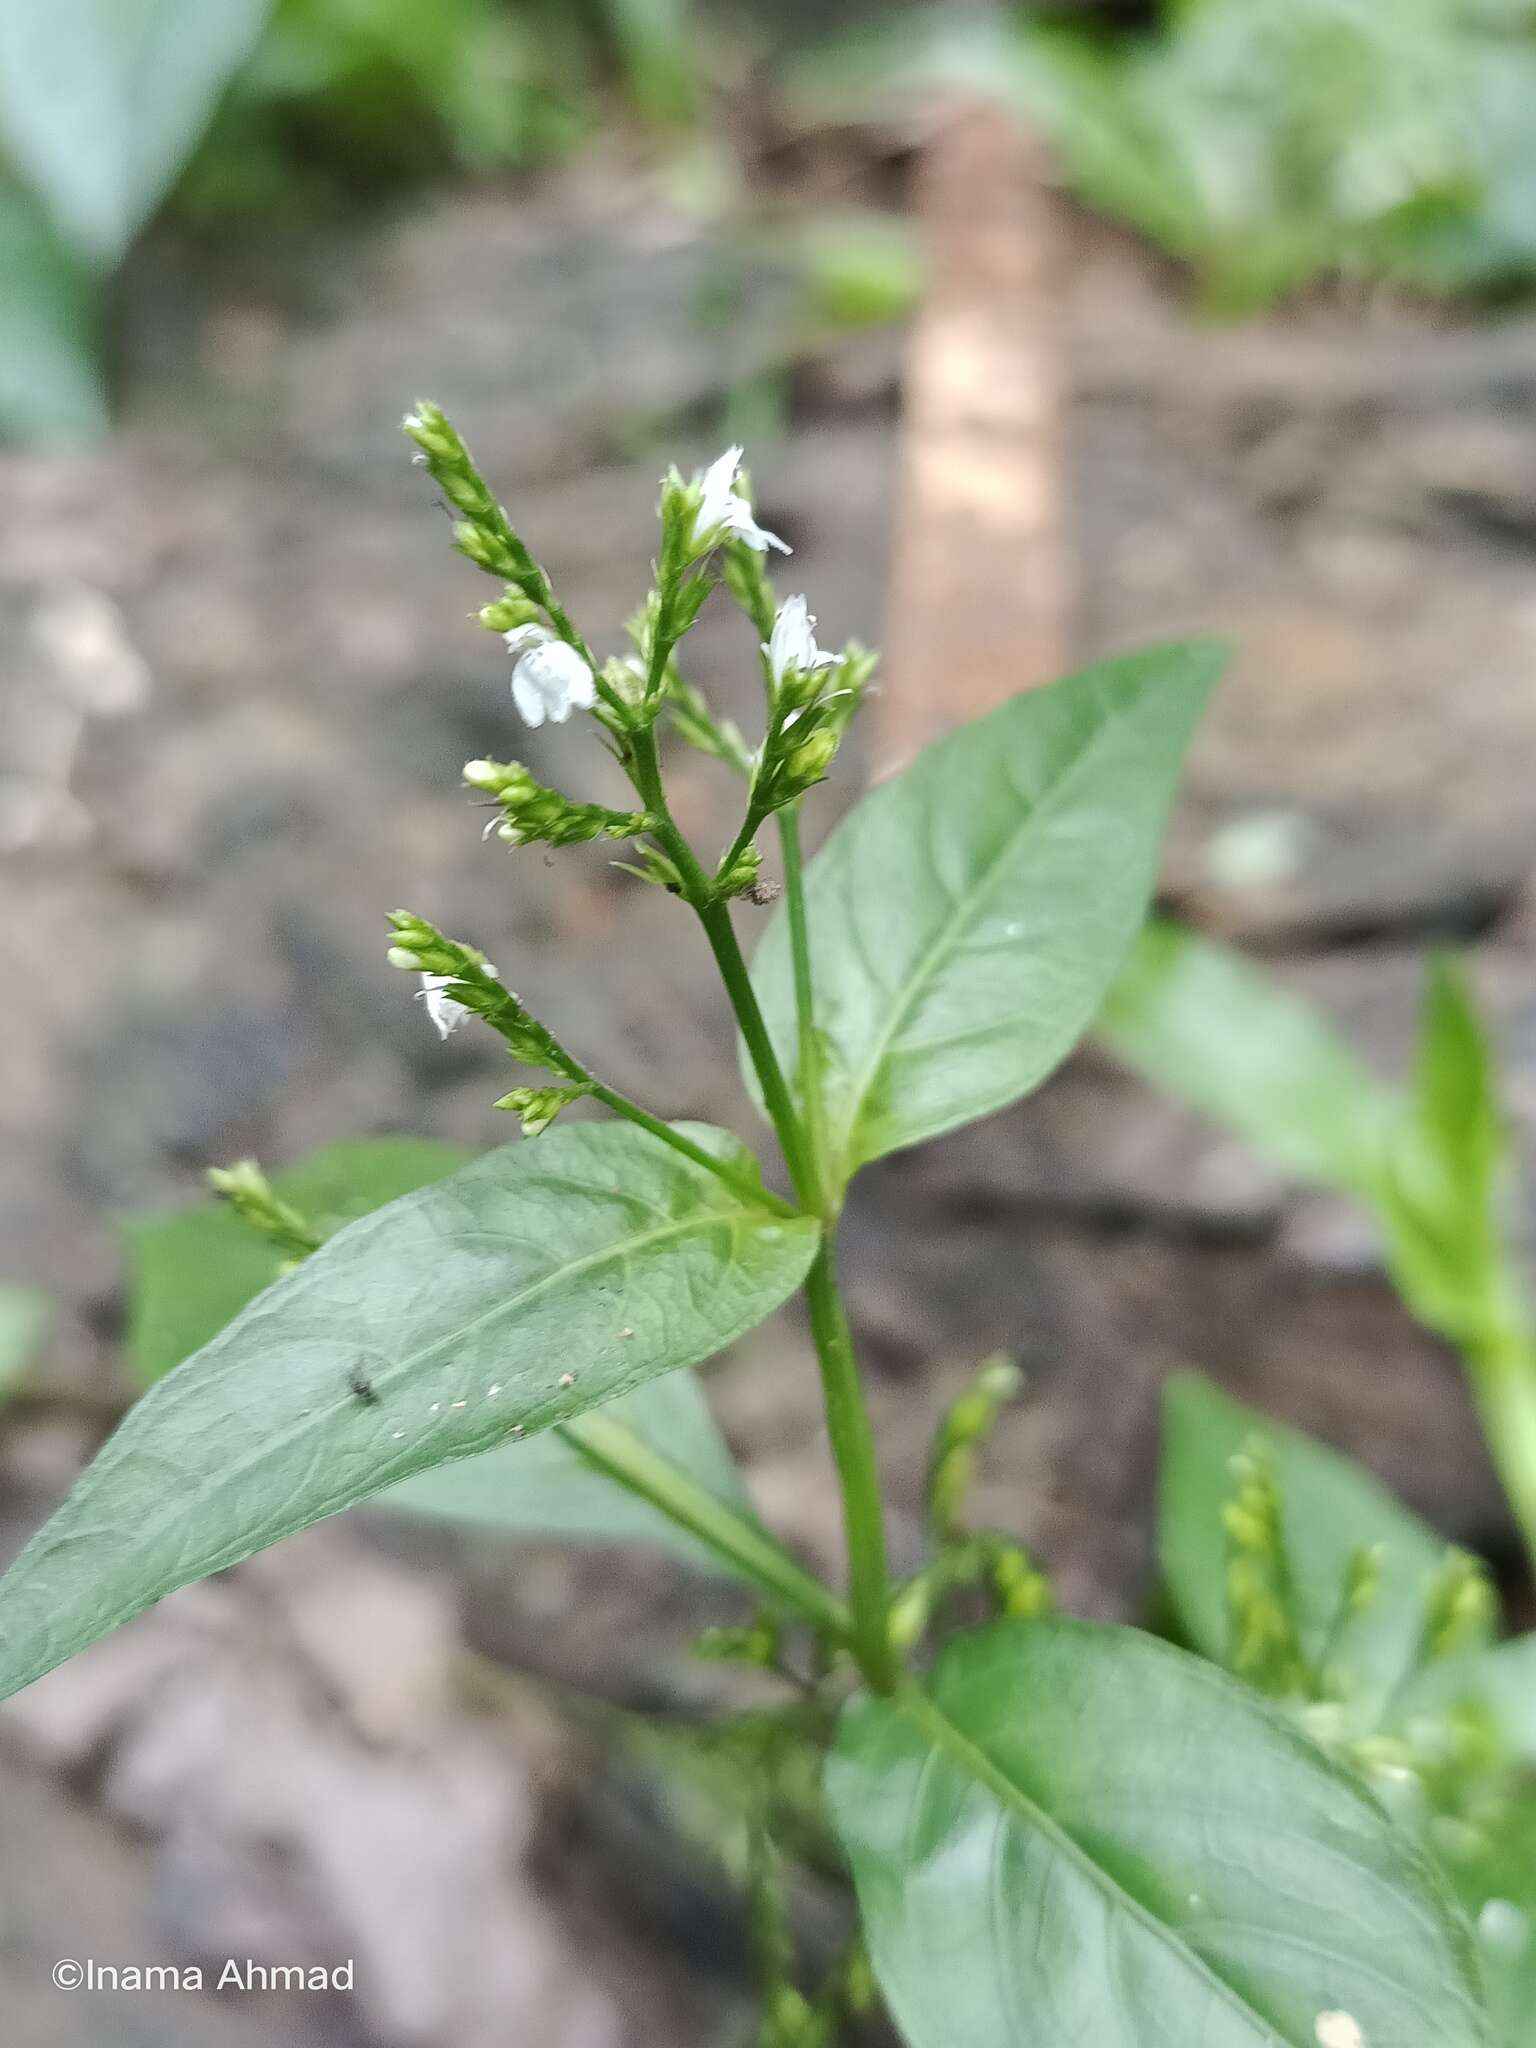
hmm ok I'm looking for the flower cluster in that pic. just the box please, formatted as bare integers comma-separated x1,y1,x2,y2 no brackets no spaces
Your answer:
395,410,869,1088
463,758,650,848
1222,1442,1311,1696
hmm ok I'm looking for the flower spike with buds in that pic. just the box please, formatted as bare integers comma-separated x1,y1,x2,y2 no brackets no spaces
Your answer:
502,625,597,728
207,1160,320,1263
463,758,649,848
386,913,567,1070
403,402,538,590
690,446,790,558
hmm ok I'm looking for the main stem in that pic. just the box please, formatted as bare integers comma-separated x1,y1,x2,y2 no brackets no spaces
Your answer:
775,807,896,1691
627,723,898,1690
777,808,828,1208
804,1239,899,1691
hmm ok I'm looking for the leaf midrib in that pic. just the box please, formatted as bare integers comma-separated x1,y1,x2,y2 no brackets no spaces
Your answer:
831,683,1161,1173
144,1201,784,1517
894,1682,1294,2047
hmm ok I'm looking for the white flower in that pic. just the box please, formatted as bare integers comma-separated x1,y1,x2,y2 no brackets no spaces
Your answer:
691,445,790,555
765,595,836,686
503,625,597,728
417,966,496,1040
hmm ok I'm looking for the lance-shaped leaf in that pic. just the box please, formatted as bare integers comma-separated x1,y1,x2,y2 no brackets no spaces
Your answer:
124,1135,472,1385
749,643,1223,1182
827,1619,1490,2048
0,1123,818,1702
124,1133,754,1575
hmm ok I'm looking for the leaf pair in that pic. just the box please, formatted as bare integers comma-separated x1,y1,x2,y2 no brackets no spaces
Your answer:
0,639,1224,1699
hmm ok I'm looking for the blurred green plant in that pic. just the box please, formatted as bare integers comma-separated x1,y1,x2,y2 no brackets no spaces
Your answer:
0,1283,51,1406
1101,923,1536,1566
1015,0,1536,307
0,0,700,443
1160,1373,1536,2042
804,0,1536,309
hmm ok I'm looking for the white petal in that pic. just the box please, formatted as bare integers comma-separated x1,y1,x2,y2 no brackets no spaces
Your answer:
503,623,552,657
418,974,466,1039
566,659,598,710
726,500,791,555
511,662,548,727
692,443,745,544
518,641,594,724
768,595,812,681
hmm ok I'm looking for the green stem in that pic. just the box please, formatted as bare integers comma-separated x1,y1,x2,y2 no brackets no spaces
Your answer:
777,800,894,1682
625,721,896,1692
804,1240,899,1692
777,805,829,1207
558,1065,799,1219
697,898,819,1211
1464,1325,1536,1576
559,1411,851,1643
626,727,819,1210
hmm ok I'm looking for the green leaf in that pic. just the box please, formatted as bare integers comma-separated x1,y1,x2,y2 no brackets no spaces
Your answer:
1099,920,1404,1197
827,1618,1490,2048
0,184,108,443
0,1283,50,1403
1160,1373,1488,1711
382,1370,754,1575
751,642,1224,1182
124,1136,471,1385
0,1122,818,1701
126,1132,754,1574
0,0,271,265
1413,957,1505,1210
1383,955,1509,1330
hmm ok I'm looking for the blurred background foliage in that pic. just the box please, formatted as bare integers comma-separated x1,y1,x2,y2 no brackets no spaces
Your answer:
0,0,701,442
5,0,1536,445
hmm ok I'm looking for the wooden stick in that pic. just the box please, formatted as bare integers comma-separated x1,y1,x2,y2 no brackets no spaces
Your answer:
877,101,1071,776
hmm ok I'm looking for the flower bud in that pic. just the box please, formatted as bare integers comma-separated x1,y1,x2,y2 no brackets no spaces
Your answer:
477,593,543,633
786,728,838,787
493,1082,590,1137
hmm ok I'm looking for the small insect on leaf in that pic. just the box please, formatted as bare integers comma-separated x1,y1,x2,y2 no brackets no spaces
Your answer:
347,1362,379,1406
